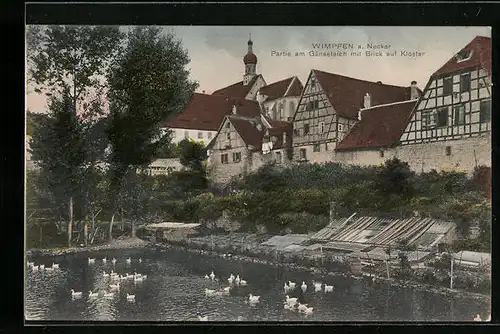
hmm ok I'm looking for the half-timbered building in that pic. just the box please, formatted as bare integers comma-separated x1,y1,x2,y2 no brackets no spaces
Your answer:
292,69,420,164
396,35,491,173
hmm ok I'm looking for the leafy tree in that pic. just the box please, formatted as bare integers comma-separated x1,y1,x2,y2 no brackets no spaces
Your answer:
27,25,123,247
178,139,207,172
106,27,198,240
375,157,415,200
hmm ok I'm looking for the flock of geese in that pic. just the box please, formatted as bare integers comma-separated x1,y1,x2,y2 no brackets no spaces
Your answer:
28,257,146,303
197,271,339,321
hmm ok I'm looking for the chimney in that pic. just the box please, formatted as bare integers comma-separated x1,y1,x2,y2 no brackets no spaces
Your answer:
363,93,371,109
358,110,362,121
410,81,420,100
232,105,237,115
283,131,287,145
202,90,206,94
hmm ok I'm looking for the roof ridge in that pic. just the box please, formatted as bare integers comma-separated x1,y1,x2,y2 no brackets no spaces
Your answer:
360,98,418,111
261,76,294,88
313,69,408,89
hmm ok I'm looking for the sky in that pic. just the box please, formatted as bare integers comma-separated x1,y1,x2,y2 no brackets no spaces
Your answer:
26,26,491,113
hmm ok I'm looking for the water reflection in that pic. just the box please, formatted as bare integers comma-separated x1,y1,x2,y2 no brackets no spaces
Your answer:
25,247,490,322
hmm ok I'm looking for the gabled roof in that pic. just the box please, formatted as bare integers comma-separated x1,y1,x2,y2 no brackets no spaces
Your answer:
432,36,492,77
259,76,303,101
163,93,261,131
228,116,264,150
335,99,418,151
212,75,263,99
312,70,414,119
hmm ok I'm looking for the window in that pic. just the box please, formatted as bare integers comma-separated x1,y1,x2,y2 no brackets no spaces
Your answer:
184,131,189,139
304,124,310,135
289,101,296,114
460,73,471,92
299,148,307,160
319,122,325,134
293,129,300,137
456,50,472,62
480,100,491,123
198,132,203,139
226,133,231,140
221,154,228,164
338,123,344,132
287,117,293,122
445,146,451,156
310,78,316,90
226,122,231,129
208,132,213,139
313,100,319,109
443,77,453,95
313,144,321,152
436,108,448,127
275,151,282,163
453,105,465,125
233,152,241,163
379,150,384,158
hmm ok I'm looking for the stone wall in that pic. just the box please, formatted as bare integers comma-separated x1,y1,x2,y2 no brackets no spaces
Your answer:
334,134,491,175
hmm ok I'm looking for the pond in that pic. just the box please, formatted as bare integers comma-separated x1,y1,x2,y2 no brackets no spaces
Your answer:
25,247,490,322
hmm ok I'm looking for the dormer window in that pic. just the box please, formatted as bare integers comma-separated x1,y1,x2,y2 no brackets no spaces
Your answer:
455,50,473,62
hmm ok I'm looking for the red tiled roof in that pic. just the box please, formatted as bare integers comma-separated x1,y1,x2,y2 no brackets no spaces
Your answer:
259,77,303,101
212,75,261,99
229,117,264,150
313,70,413,119
335,100,417,151
163,93,261,131
432,36,492,77
285,77,304,97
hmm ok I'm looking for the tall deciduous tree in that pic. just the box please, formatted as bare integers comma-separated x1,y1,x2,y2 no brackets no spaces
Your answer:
27,25,123,247
106,27,198,240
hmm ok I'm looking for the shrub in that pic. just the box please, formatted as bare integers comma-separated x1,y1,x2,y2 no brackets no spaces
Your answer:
468,166,491,198
277,212,329,234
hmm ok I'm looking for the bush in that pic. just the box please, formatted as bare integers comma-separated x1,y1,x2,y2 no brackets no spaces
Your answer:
468,166,491,198
277,212,329,234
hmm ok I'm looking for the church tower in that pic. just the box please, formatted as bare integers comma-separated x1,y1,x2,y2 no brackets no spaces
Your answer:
243,35,257,86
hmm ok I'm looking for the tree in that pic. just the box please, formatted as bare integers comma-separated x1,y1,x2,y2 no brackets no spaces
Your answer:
178,139,208,172
106,27,198,240
29,90,86,247
375,157,415,200
27,25,123,247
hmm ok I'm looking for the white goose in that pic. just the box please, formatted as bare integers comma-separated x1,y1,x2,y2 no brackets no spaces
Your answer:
228,274,235,283
71,289,83,298
126,257,132,264
284,282,291,293
89,290,99,298
301,281,307,293
119,275,127,281
285,295,298,306
239,279,248,286
32,265,39,271
126,293,136,301
248,294,260,304
205,289,216,296
27,261,34,267
222,286,231,293
314,282,322,292
103,271,110,277
198,315,208,321
109,282,120,291
39,264,45,270
235,275,241,285
204,274,210,279
209,271,215,281
52,263,59,269
88,257,95,264
139,258,142,263
288,281,296,290
126,273,135,279
297,303,308,312
112,258,117,265
134,275,144,283
473,314,482,322
45,266,54,272
102,257,107,264
324,285,334,293
284,303,294,311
